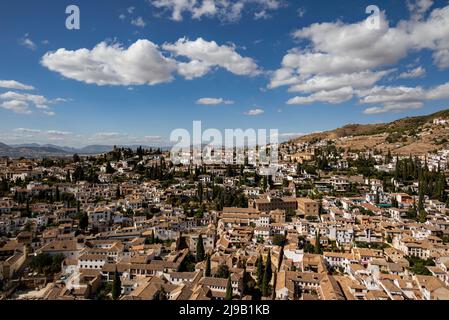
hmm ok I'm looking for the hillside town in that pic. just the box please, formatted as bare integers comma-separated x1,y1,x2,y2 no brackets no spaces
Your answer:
1,121,449,301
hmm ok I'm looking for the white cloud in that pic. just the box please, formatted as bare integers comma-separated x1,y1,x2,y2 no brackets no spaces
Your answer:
271,4,449,114
19,34,37,50
426,82,449,100
127,6,135,14
11,128,73,141
0,91,66,115
407,0,434,20
41,40,177,86
357,81,449,114
14,128,42,134
176,60,211,79
286,70,392,94
254,10,270,20
297,7,306,18
0,100,32,114
150,0,284,22
144,135,162,141
163,37,261,78
398,66,426,78
358,86,426,105
119,14,126,20
287,87,355,105
363,102,424,114
41,38,260,85
0,80,34,91
131,17,146,28
244,108,264,116
196,97,234,105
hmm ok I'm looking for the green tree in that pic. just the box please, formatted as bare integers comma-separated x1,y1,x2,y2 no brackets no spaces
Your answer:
106,162,115,174
314,230,322,254
215,263,230,279
73,153,80,163
196,234,205,262
150,229,155,244
197,182,204,203
30,253,64,275
79,212,88,230
55,186,60,202
272,234,287,247
261,250,272,297
225,276,233,300
256,254,264,287
156,286,167,300
116,184,121,199
204,254,211,277
112,268,121,300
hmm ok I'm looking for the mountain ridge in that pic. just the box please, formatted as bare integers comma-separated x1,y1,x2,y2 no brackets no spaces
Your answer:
289,108,449,155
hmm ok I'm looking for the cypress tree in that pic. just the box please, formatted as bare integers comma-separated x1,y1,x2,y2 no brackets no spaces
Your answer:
261,251,272,296
204,254,211,277
79,212,88,230
112,268,121,300
197,182,203,203
256,254,264,287
314,230,322,254
116,184,121,199
196,234,205,262
225,276,233,300
150,229,155,244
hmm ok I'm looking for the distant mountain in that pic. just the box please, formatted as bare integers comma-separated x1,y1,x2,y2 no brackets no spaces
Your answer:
0,142,169,158
0,142,14,152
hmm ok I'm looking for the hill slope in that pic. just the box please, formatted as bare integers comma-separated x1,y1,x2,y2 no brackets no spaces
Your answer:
291,109,449,155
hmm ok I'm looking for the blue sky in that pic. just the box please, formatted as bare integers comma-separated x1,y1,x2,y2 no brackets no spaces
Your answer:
1,0,449,147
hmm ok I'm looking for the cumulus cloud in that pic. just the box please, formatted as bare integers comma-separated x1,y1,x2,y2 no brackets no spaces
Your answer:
196,97,234,105
0,80,34,91
163,37,261,78
41,38,260,85
131,17,146,27
19,34,37,50
271,4,449,114
163,38,260,77
254,10,271,20
287,87,355,105
297,7,306,18
144,135,162,141
41,40,177,86
13,128,73,139
0,91,67,115
407,0,434,20
357,81,449,114
150,0,284,22
244,108,264,116
363,102,424,114
286,70,392,94
0,100,32,114
398,66,426,79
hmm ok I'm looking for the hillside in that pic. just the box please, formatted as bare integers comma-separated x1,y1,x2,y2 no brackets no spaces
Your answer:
291,109,449,155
